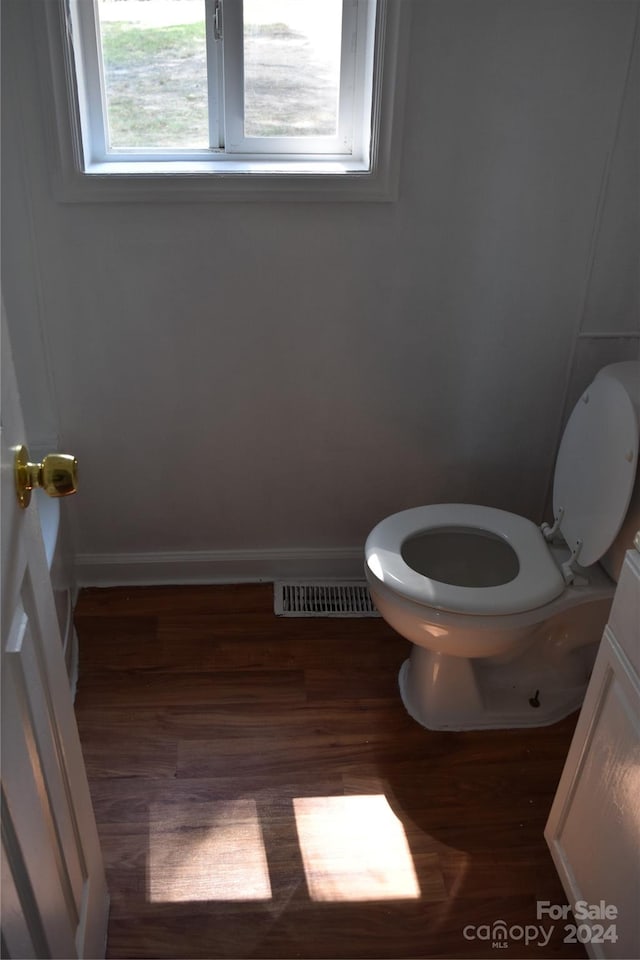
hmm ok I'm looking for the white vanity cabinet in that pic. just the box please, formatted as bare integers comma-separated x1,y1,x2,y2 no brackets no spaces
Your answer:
545,542,640,960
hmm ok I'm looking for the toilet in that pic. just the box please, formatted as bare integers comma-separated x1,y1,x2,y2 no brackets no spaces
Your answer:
365,361,640,731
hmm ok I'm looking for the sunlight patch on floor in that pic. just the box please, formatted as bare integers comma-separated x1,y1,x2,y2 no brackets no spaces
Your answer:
147,800,272,903
293,794,421,901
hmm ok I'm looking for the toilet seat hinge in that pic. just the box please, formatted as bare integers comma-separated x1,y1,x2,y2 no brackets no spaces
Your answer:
541,507,564,541
561,538,583,584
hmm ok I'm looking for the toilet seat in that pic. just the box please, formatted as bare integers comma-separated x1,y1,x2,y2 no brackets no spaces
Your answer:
365,503,566,616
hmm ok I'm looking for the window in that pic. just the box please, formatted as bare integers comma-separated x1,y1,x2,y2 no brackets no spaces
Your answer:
46,0,408,200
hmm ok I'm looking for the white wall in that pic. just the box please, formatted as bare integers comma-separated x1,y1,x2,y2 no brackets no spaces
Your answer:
2,1,639,584
560,11,640,419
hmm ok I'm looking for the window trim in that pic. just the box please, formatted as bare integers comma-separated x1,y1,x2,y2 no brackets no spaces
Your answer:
41,0,411,202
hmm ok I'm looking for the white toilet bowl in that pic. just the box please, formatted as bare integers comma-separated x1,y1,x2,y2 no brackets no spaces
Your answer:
365,361,640,731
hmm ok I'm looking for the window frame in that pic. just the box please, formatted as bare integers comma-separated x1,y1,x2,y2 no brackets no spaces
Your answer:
42,0,411,201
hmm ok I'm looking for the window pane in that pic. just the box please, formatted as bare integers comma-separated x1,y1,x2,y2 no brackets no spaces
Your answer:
96,0,209,149
243,0,343,138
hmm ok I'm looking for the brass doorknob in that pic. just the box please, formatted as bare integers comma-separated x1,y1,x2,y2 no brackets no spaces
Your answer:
15,445,78,509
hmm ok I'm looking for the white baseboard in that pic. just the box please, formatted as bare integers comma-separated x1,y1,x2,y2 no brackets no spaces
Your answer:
75,547,365,587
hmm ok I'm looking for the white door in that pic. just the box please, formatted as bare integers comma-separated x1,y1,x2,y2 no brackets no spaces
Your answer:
1,309,109,959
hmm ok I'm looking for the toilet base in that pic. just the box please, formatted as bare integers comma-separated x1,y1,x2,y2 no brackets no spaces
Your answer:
398,642,597,731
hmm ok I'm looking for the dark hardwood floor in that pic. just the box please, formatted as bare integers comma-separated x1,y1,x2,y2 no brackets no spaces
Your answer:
74,584,585,960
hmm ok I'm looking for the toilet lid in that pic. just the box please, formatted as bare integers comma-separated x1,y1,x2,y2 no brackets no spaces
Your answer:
554,377,639,567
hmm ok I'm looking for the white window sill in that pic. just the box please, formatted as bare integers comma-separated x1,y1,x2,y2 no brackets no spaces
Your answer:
57,160,395,203
86,157,370,176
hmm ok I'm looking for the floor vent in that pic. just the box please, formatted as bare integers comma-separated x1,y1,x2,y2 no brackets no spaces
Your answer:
274,582,380,618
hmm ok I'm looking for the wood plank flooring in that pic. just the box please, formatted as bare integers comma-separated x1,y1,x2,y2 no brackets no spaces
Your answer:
74,584,586,959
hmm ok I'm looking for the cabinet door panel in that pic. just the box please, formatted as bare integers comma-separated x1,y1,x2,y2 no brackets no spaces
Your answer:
546,551,640,960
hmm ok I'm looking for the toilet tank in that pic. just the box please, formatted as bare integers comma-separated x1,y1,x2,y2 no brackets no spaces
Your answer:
595,361,640,582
